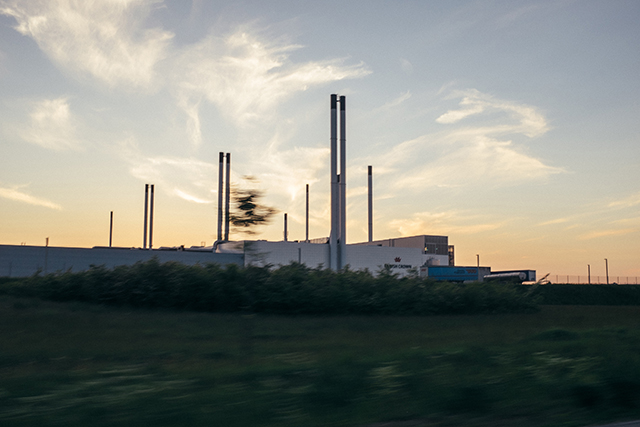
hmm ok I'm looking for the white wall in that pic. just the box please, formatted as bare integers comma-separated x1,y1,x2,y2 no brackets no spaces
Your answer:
241,241,330,269
346,246,447,276
0,245,243,277
237,241,448,277
1,241,450,278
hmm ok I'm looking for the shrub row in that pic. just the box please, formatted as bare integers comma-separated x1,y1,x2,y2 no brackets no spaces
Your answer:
529,284,640,305
0,259,539,315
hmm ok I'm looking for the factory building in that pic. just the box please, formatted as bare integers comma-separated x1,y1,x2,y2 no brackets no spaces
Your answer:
216,235,448,277
0,244,243,278
0,94,534,282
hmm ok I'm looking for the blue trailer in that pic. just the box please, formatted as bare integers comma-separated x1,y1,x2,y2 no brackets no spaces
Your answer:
419,266,491,282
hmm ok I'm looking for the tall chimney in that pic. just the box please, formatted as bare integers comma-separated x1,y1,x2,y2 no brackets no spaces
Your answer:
305,184,309,243
339,95,346,269
368,165,373,242
143,184,149,248
284,213,288,242
217,152,224,242
109,211,113,247
330,94,338,270
224,153,231,241
149,184,155,250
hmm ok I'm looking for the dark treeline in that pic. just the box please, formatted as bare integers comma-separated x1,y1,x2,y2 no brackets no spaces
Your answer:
531,284,640,305
0,259,538,315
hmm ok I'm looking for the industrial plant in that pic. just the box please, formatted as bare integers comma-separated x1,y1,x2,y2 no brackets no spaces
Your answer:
0,95,535,282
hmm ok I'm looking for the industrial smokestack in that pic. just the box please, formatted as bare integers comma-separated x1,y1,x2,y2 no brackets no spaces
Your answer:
330,94,338,270
224,153,231,241
368,165,373,242
149,184,155,250
143,184,149,248
339,95,346,269
305,184,309,243
284,213,288,242
109,211,113,247
217,152,224,243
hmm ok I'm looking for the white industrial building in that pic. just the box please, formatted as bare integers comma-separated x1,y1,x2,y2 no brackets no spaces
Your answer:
217,235,450,275
0,94,534,282
213,95,452,276
0,235,448,278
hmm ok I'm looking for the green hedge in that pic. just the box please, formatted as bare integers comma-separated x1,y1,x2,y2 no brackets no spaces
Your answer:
530,284,640,305
0,259,539,315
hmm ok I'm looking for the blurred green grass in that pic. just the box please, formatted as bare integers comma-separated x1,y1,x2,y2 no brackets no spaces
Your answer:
2,296,640,427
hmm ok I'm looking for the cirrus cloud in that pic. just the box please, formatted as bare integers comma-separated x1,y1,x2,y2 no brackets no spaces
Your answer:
0,0,173,89
608,191,640,209
369,89,563,189
20,97,81,150
0,184,62,210
390,210,504,237
175,29,370,145
436,89,548,137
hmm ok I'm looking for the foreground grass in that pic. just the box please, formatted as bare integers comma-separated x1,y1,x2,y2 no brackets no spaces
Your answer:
1,297,640,427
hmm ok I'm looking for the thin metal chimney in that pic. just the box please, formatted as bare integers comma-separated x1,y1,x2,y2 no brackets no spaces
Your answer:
149,184,155,250
143,184,149,248
368,165,373,242
339,95,346,269
224,153,231,241
217,152,224,242
109,211,113,247
305,184,309,243
330,95,339,270
284,213,288,242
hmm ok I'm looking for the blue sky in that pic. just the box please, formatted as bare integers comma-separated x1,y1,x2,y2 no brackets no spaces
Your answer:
1,0,638,278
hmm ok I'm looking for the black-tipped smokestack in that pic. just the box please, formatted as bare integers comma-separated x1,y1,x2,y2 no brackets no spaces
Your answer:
224,153,231,241
143,184,149,248
217,152,224,242
149,184,155,250
330,94,338,270
305,184,309,243
284,213,288,242
109,211,113,247
368,165,373,242
339,95,346,269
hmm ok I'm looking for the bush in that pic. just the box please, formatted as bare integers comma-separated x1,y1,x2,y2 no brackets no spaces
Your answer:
529,284,640,305
0,260,539,315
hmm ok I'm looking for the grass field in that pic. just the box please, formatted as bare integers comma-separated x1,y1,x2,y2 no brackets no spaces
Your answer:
2,296,640,427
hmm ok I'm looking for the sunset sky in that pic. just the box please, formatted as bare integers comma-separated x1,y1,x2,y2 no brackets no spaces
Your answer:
1,0,638,279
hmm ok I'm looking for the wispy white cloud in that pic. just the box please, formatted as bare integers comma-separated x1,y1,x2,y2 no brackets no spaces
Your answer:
119,137,218,203
537,217,571,226
173,189,211,204
400,58,413,74
176,93,203,147
174,29,370,142
612,216,640,226
20,97,80,150
375,90,412,111
249,145,329,203
390,210,503,237
436,102,485,124
370,89,562,189
0,0,173,89
579,228,637,240
0,185,62,210
608,191,640,208
117,133,330,239
437,89,548,137
244,137,329,227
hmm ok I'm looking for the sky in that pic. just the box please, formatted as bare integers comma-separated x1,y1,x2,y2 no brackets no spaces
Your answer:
1,0,639,279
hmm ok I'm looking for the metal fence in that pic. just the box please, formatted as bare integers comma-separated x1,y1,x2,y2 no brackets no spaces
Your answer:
549,275,640,285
